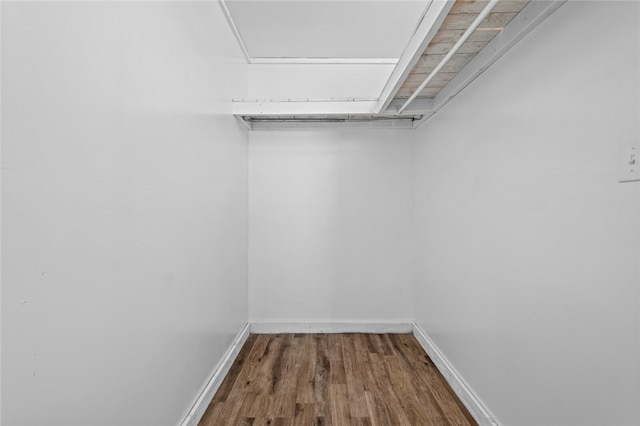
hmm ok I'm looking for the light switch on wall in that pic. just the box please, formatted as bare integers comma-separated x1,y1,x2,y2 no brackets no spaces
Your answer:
618,137,640,182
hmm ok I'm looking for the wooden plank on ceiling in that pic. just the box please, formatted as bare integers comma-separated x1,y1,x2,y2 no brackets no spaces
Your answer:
404,71,457,83
401,79,450,91
425,40,490,55
412,53,477,74
374,0,456,113
396,87,442,99
450,0,529,15
410,0,568,127
441,12,518,30
431,28,502,44
396,0,533,102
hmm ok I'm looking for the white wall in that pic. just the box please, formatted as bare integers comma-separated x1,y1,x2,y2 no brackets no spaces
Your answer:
248,64,394,100
249,129,414,324
1,3,248,426
412,2,640,425
4,1,639,426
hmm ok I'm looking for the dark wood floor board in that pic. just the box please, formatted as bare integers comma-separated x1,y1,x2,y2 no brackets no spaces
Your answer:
314,334,332,421
212,333,258,404
397,338,473,426
198,333,477,426
363,390,392,426
294,402,316,425
341,335,368,418
383,353,446,425
365,353,413,426
329,384,351,424
203,395,244,426
387,334,455,422
392,334,474,426
233,335,277,396
327,334,347,385
293,334,316,404
237,392,260,418
354,335,381,395
198,401,222,426
367,334,392,356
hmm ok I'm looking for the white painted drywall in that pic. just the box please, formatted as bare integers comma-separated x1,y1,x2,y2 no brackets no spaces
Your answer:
225,0,427,59
412,2,640,425
249,129,414,324
1,3,248,426
248,63,394,100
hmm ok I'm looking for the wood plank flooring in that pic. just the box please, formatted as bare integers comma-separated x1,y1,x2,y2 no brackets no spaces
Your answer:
199,333,477,426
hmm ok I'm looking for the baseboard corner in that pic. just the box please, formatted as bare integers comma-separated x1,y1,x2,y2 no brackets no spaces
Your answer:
412,322,499,426
179,322,251,426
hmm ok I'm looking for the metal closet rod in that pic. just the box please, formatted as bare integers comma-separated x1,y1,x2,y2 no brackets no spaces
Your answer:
398,0,500,114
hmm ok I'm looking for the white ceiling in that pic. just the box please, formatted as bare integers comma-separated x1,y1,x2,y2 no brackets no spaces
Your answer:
224,0,430,60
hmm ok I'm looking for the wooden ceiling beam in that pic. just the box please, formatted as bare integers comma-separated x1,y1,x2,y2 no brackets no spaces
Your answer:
375,0,456,113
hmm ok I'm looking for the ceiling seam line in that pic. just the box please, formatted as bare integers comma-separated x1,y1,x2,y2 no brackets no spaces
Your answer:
218,0,253,64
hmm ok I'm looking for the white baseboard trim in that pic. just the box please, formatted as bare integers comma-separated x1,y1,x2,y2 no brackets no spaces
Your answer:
412,323,499,426
179,322,496,426
179,322,251,426
250,321,413,334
